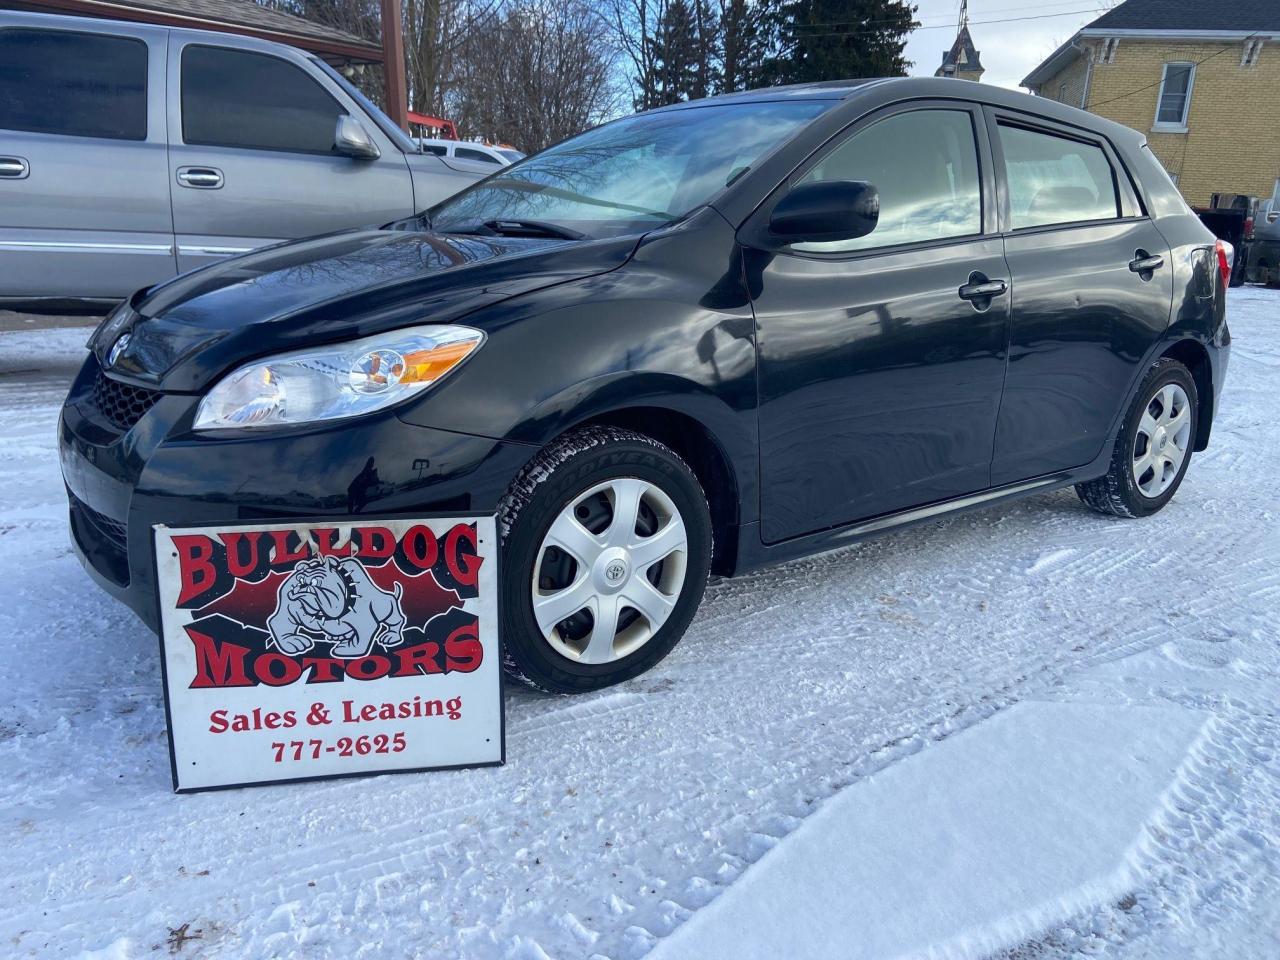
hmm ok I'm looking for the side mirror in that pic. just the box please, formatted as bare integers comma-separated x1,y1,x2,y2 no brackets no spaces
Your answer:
334,116,381,160
769,180,879,244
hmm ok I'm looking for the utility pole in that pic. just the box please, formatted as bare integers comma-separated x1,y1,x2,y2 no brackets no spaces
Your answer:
381,0,409,131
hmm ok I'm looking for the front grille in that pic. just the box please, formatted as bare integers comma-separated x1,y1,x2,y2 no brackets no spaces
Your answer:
74,496,129,551
92,372,161,431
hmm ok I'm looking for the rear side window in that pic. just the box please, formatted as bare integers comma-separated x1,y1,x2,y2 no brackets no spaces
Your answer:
793,109,982,254
422,143,448,156
999,124,1120,229
181,46,346,154
0,28,147,140
456,147,501,164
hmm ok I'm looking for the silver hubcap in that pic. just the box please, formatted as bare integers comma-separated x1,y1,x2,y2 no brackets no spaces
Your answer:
532,478,688,664
1133,382,1191,498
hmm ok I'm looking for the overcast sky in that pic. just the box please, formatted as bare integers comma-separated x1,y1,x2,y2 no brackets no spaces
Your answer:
902,1,1109,90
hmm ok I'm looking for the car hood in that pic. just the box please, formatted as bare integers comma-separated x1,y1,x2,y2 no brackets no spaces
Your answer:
104,227,639,392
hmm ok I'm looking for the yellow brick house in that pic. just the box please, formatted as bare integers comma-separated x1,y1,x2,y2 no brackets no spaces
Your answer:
1022,0,1280,208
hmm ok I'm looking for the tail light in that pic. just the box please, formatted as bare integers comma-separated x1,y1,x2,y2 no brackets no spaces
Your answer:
1244,216,1255,240
1215,239,1233,287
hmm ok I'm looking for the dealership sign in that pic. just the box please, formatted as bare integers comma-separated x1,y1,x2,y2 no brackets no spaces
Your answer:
153,516,502,792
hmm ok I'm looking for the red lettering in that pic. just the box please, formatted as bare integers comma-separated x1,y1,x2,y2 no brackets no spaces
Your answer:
348,654,391,680
355,526,396,560
300,656,346,683
314,528,352,557
254,651,303,686
209,709,229,733
445,523,482,588
270,529,310,565
187,628,253,688
392,641,442,676
444,621,484,673
402,524,438,570
173,535,218,606
220,531,262,579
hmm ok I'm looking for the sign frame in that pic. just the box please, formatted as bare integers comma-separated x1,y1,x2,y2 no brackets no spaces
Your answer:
151,512,505,794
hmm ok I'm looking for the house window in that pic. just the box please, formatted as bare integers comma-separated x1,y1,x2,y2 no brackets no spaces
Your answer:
1155,62,1195,130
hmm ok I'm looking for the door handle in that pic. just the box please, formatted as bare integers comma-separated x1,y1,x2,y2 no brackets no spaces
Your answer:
0,156,30,179
176,166,224,189
958,276,1008,302
1129,251,1164,276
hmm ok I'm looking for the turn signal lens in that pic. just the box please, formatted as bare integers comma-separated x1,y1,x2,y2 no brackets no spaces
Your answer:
194,325,483,430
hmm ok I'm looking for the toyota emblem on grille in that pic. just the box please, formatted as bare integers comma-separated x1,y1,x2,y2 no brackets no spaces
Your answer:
107,333,132,368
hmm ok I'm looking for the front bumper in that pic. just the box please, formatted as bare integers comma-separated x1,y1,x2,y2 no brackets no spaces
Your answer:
60,355,535,632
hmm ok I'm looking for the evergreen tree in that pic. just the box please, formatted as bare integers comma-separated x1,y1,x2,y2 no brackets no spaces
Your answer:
767,0,917,85
717,0,775,93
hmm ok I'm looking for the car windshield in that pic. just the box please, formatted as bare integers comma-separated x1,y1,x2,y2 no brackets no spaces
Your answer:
429,100,833,239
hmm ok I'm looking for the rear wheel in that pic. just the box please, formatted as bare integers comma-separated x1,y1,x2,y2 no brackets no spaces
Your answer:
1075,358,1197,518
499,427,712,693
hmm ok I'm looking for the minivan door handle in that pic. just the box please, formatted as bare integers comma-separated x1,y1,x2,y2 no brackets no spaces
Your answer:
958,274,1008,308
176,166,224,189
0,156,30,179
1129,251,1164,277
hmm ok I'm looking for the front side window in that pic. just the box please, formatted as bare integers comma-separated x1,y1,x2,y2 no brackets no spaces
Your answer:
431,100,832,239
0,28,147,140
181,46,346,154
999,124,1120,229
1155,63,1195,129
792,109,983,254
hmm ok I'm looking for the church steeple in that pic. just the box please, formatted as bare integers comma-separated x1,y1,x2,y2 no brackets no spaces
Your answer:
936,1,985,81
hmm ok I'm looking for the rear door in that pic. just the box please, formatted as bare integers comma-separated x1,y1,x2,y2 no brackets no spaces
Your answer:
0,20,175,300
167,39,414,273
987,112,1174,484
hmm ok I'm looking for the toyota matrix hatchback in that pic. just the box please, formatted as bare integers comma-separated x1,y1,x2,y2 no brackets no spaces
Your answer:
62,78,1230,693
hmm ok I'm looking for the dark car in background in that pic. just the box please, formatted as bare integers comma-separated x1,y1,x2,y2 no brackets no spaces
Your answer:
61,78,1230,693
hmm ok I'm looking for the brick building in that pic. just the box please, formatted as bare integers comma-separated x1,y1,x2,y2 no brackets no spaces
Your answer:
1021,0,1280,206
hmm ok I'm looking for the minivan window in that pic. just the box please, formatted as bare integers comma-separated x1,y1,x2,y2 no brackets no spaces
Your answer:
182,46,346,154
0,28,147,140
792,109,982,254
999,124,1120,229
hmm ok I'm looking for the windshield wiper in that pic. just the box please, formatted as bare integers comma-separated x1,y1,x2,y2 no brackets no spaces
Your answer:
438,218,587,241
482,219,586,240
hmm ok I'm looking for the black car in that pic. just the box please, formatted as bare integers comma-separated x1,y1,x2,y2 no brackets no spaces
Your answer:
62,78,1231,693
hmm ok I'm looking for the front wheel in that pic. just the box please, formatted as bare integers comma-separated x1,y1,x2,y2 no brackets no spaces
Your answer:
1075,358,1198,518
499,427,712,693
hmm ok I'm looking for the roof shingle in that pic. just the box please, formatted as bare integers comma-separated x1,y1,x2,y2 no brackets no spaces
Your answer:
1088,0,1280,33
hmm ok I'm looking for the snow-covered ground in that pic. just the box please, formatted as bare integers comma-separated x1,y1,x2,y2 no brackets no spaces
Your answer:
1,289,1277,959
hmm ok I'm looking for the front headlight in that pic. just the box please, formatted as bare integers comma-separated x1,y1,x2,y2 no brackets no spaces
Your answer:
193,325,483,430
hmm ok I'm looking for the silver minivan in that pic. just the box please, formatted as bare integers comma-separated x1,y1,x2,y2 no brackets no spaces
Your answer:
0,11,484,310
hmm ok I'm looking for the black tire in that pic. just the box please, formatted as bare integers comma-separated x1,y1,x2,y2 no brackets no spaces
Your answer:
1075,358,1198,518
498,427,712,693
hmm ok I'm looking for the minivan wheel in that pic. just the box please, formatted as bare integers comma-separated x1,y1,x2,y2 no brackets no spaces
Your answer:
1075,358,1198,518
498,427,712,693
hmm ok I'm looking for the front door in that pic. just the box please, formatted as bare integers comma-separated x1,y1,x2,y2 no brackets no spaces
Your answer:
0,21,175,300
166,40,414,273
749,104,1011,544
987,114,1174,484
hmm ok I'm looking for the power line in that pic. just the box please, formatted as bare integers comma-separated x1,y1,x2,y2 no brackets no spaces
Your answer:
791,9,1099,34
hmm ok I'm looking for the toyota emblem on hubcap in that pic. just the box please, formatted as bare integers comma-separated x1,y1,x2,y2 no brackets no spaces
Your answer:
605,561,627,583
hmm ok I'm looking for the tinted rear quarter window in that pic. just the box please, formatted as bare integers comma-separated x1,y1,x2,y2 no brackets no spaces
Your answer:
456,147,501,164
0,28,147,140
182,46,346,154
999,124,1120,229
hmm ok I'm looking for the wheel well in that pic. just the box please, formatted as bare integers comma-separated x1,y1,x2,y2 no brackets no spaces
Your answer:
577,407,739,575
1160,339,1214,451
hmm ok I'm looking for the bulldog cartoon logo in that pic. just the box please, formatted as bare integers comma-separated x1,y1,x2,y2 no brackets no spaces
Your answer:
267,554,406,659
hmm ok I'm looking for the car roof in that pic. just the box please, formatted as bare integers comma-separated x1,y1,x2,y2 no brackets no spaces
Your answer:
647,76,1145,148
